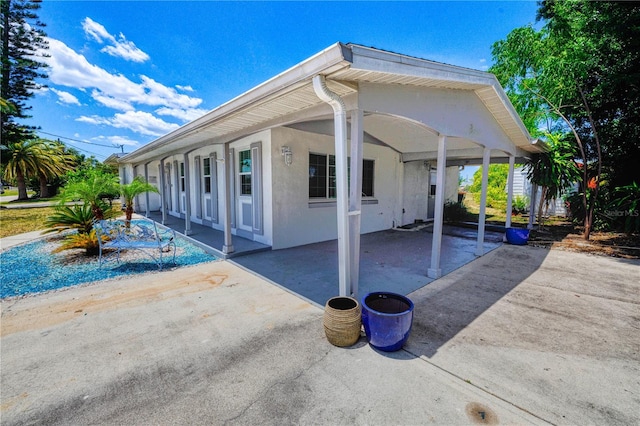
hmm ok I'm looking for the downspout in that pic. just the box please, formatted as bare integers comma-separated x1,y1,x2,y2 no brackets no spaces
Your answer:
312,75,350,297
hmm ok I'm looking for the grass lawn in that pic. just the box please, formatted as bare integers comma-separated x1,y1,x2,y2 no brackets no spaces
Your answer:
462,197,532,226
0,206,57,239
0,188,35,198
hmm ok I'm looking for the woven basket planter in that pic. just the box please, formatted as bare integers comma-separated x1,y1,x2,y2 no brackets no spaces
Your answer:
323,296,362,347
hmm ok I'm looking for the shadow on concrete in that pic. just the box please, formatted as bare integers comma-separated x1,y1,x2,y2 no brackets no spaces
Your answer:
405,245,551,358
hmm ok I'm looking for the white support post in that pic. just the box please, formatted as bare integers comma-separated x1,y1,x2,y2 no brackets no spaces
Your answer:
428,135,447,279
159,160,166,225
334,104,350,298
476,147,491,256
505,155,515,229
349,107,363,299
144,163,150,218
313,75,350,297
222,143,234,254
528,182,538,230
183,153,192,236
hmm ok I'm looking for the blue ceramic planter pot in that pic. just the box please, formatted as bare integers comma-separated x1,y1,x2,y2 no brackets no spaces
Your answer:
361,292,414,352
505,227,530,245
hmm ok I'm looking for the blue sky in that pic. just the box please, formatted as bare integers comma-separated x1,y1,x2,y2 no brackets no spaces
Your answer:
26,0,539,170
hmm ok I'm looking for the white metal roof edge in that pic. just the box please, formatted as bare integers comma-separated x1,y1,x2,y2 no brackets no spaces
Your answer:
483,76,538,150
347,44,496,85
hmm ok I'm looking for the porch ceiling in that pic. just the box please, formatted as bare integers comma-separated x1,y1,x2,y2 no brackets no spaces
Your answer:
120,42,537,165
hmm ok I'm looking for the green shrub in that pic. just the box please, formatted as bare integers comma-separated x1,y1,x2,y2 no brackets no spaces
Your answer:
52,229,101,256
608,182,640,233
512,195,528,215
469,164,509,210
43,204,96,235
443,201,471,222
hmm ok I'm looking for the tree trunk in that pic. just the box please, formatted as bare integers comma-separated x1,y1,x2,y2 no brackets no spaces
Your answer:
578,86,602,242
125,203,134,228
16,170,28,200
39,174,50,198
584,210,592,240
537,186,547,228
92,204,104,221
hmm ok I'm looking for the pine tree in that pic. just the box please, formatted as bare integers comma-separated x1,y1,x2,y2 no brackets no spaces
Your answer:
1,0,49,146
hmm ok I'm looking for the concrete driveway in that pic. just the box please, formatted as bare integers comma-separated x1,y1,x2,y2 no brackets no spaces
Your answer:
1,245,638,425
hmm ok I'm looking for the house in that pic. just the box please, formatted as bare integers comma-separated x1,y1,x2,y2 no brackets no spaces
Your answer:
511,166,570,218
114,42,543,297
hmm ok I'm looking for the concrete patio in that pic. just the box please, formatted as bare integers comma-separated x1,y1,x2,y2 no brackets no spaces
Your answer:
1,242,638,425
147,211,504,306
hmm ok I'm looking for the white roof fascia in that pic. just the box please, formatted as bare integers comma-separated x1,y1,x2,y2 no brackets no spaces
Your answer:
346,44,535,152
120,42,352,163
348,44,496,87
483,79,537,150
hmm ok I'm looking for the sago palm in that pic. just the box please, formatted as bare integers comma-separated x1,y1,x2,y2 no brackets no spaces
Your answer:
43,204,97,235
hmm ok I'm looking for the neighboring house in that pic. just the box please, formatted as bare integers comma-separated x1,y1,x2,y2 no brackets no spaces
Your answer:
512,166,570,217
113,42,543,295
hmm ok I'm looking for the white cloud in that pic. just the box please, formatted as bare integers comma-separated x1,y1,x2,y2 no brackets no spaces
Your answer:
82,17,150,63
90,90,134,111
155,106,208,122
479,58,487,63
176,85,194,92
76,115,109,126
49,88,81,105
77,111,179,137
41,37,204,137
140,76,202,109
94,135,140,147
44,38,202,110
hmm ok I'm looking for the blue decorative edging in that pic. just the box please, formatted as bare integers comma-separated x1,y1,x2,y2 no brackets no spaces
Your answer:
0,236,218,298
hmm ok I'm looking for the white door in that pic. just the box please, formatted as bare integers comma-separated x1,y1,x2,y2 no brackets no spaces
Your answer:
202,157,212,221
237,149,253,234
179,161,186,213
164,164,172,212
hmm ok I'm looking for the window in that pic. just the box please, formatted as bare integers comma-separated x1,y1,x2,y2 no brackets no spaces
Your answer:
362,159,374,197
203,158,211,193
309,153,327,198
180,162,185,192
309,153,374,199
239,150,251,195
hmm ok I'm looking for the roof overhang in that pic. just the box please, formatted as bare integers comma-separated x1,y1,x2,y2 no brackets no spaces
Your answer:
119,42,539,164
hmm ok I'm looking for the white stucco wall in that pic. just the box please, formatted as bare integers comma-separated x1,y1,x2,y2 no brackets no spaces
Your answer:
401,160,430,225
270,127,402,250
131,161,164,213
401,162,459,226
358,83,516,155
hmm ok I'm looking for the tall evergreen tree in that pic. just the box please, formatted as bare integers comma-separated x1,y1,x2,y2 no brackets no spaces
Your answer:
1,0,49,145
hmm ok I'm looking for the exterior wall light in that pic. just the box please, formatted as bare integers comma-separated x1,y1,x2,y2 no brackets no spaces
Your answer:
281,146,292,166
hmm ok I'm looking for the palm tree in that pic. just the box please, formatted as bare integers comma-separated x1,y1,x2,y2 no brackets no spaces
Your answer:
120,176,159,225
36,140,75,198
524,132,581,227
3,139,48,200
58,169,120,220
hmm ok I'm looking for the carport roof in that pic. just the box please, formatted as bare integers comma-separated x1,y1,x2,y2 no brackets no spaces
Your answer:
120,42,538,164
